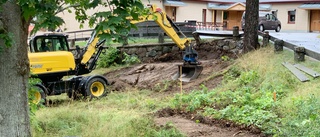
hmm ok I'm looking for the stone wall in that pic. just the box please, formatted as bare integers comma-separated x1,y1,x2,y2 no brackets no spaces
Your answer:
117,43,180,62
117,38,243,62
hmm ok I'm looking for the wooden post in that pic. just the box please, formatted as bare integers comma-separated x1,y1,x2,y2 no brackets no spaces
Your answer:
180,66,183,95
70,39,75,48
158,32,164,43
233,26,240,41
274,39,283,53
262,31,269,47
294,47,305,62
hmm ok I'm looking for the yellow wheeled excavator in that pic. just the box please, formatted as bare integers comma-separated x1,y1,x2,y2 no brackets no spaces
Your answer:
29,4,202,104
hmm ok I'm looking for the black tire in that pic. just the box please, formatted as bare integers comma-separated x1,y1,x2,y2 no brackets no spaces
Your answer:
259,25,264,32
85,78,108,100
31,85,46,105
275,25,281,32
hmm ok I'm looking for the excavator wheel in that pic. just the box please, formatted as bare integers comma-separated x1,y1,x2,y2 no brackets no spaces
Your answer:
85,78,108,100
172,64,203,82
30,85,46,105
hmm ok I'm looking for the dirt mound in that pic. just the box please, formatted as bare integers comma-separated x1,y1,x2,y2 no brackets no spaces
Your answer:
105,41,238,92
105,59,230,93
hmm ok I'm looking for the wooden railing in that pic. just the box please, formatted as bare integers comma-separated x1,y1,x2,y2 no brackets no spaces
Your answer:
195,22,226,30
258,31,320,62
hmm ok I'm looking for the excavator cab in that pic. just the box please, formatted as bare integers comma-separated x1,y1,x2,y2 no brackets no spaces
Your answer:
28,33,76,77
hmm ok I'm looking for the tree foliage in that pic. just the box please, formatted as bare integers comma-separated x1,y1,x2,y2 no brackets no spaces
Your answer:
16,0,148,43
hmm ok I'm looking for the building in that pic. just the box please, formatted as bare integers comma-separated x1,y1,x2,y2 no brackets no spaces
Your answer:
58,0,320,32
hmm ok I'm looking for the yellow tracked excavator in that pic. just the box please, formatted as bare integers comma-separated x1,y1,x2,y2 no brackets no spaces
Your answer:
28,4,202,104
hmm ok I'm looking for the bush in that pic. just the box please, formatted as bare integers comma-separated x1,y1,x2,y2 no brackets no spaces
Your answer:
122,52,140,65
97,47,120,68
28,77,43,132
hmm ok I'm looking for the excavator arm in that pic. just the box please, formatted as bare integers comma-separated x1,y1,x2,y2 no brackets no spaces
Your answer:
129,4,191,50
79,4,202,81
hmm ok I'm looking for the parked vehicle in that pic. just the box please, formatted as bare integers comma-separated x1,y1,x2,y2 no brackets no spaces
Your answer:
241,11,281,32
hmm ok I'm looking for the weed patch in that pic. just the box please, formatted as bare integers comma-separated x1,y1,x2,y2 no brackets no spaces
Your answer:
277,94,320,136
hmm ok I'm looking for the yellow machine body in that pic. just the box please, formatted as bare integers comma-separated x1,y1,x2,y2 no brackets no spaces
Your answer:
28,51,76,75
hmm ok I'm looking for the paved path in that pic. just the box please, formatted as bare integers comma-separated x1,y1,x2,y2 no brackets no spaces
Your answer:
196,30,320,53
269,32,320,53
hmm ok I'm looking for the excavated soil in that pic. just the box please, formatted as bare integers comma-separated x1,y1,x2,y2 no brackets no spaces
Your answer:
103,42,266,136
104,41,239,93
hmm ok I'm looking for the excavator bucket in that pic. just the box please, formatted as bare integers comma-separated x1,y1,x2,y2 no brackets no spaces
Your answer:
172,64,203,82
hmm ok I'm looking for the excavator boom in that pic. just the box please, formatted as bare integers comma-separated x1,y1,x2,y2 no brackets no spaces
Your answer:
79,4,202,81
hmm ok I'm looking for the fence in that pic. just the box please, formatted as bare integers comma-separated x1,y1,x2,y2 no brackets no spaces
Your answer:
65,20,197,46
195,22,226,31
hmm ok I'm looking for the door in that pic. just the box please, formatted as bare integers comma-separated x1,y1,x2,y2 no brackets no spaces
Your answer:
226,11,243,30
265,14,276,30
202,9,207,24
172,7,177,21
310,10,320,32
165,7,176,21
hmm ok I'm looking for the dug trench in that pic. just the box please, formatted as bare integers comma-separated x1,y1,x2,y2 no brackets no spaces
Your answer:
103,39,266,137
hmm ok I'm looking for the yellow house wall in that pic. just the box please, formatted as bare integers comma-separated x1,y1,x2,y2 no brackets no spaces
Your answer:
58,0,164,31
175,1,212,22
216,10,223,22
142,0,162,7
57,1,311,32
58,5,109,31
271,3,309,32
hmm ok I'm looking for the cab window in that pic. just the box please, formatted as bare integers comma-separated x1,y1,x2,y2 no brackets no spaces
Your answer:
31,36,68,52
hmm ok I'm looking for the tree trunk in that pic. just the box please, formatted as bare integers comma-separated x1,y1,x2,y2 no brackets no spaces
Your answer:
243,0,259,53
0,0,31,136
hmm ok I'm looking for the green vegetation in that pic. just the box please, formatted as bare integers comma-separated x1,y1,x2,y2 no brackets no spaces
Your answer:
122,52,141,65
31,90,184,137
170,46,320,135
97,47,121,68
96,46,141,68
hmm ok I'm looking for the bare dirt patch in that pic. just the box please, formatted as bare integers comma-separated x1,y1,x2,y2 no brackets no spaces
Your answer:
104,41,238,93
154,108,265,137
103,41,264,136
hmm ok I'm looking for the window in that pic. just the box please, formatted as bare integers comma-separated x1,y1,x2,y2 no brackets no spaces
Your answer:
223,11,228,20
270,14,276,21
33,36,68,52
288,10,296,24
266,14,270,20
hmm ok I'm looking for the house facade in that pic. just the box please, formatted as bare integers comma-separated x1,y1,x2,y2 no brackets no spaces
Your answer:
58,0,320,32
